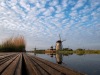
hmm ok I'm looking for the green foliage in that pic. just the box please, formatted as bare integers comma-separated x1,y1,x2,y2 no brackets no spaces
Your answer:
63,48,73,51
56,48,100,55
34,50,45,54
74,48,85,55
58,50,73,55
76,48,85,51
74,48,100,55
85,50,100,54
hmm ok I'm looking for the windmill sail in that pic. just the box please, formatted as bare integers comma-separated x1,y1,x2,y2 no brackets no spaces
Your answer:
62,40,66,42
59,34,61,40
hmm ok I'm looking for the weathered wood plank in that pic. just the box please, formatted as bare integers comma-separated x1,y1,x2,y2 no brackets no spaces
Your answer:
28,56,50,75
28,55,62,75
0,54,17,65
0,53,16,60
1,54,20,75
15,54,22,75
0,54,19,74
23,53,41,75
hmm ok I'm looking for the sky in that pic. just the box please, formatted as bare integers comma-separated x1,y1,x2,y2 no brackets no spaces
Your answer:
0,0,100,50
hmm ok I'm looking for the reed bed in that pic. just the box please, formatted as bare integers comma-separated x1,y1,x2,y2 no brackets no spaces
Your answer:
0,36,26,52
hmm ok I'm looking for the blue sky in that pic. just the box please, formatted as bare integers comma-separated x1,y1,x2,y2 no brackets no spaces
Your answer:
0,0,100,50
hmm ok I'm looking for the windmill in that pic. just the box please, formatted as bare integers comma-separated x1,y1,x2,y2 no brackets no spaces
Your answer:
34,46,37,51
56,34,66,51
34,46,37,56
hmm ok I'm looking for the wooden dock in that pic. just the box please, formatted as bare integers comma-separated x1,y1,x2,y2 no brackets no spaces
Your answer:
0,53,85,75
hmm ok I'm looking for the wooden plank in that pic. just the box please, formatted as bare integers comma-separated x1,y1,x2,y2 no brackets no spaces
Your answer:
23,53,41,75
15,54,22,75
1,54,20,75
0,54,17,65
0,54,19,74
28,55,62,75
0,54,16,60
27,56,50,75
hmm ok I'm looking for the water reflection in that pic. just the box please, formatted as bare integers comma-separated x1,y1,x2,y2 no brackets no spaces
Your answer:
55,53,63,64
34,52,37,56
43,52,86,65
42,52,63,64
50,54,53,57
32,52,100,75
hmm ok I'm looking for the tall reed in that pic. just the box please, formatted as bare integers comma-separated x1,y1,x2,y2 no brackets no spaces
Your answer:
0,36,26,52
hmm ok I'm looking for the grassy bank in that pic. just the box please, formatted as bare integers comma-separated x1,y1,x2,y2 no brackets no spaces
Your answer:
56,49,100,55
57,50,73,55
33,50,45,54
0,36,26,52
32,49,100,55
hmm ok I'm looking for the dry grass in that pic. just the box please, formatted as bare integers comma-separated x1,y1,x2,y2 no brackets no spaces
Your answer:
0,36,26,52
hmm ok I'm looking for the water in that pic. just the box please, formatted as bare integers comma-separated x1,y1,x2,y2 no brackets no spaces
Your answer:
28,53,100,75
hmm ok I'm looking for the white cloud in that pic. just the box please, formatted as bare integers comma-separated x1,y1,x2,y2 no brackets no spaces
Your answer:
68,0,76,6
49,0,58,6
0,1,7,8
79,5,91,15
90,0,100,9
7,0,17,7
70,10,78,17
62,0,68,8
72,0,86,10
55,12,65,18
11,5,26,17
36,2,41,8
43,9,51,16
81,16,89,22
36,1,46,8
55,5,62,13
43,7,55,16
38,7,46,13
19,0,30,11
61,19,69,24
0,5,4,11
91,11,100,20
28,0,38,3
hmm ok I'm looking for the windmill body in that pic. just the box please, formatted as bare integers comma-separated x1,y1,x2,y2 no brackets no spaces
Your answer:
56,40,62,51
56,35,65,51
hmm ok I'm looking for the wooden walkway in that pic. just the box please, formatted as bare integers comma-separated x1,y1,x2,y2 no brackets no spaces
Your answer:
0,53,86,75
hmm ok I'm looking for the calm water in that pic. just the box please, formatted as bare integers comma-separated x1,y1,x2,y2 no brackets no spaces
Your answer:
28,53,100,75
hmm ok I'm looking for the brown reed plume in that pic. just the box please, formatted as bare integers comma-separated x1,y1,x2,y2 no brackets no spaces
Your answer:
0,36,26,52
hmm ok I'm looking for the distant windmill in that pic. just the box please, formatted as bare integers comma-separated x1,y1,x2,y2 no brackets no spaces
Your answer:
56,34,66,51
34,46,37,52
34,46,37,56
